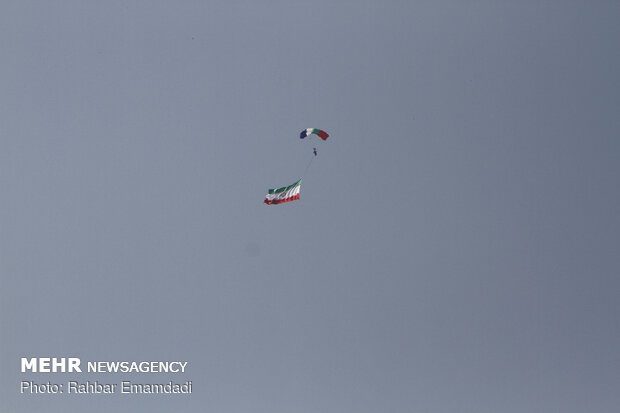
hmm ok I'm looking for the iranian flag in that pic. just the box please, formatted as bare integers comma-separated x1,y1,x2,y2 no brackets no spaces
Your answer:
264,179,301,205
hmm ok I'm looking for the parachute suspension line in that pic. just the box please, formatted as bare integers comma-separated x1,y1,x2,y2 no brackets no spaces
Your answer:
301,153,315,178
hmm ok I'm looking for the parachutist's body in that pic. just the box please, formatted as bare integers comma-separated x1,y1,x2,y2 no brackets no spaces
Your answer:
313,148,317,156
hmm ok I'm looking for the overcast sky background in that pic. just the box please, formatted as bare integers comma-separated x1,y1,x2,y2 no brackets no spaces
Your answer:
1,1,619,412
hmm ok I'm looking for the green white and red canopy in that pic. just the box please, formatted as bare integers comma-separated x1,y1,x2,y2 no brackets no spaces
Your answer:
299,128,329,140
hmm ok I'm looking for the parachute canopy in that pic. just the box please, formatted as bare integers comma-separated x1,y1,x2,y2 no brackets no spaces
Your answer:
300,128,329,141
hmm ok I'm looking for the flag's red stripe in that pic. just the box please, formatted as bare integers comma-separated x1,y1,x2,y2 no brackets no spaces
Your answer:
264,193,300,205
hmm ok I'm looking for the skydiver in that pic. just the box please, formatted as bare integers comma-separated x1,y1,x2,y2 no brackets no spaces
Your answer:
313,148,317,156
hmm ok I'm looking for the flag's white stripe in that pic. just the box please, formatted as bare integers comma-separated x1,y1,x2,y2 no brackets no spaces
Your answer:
265,185,299,202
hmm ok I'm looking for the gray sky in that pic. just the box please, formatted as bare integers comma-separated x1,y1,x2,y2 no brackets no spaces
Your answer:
1,1,619,412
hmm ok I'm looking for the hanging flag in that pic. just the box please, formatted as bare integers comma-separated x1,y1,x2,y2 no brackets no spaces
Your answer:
264,179,301,205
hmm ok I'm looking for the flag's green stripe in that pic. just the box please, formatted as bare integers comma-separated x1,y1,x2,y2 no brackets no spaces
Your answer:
268,179,301,194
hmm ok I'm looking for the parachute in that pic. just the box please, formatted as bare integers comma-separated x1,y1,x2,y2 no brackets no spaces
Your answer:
300,128,329,141
264,128,330,205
